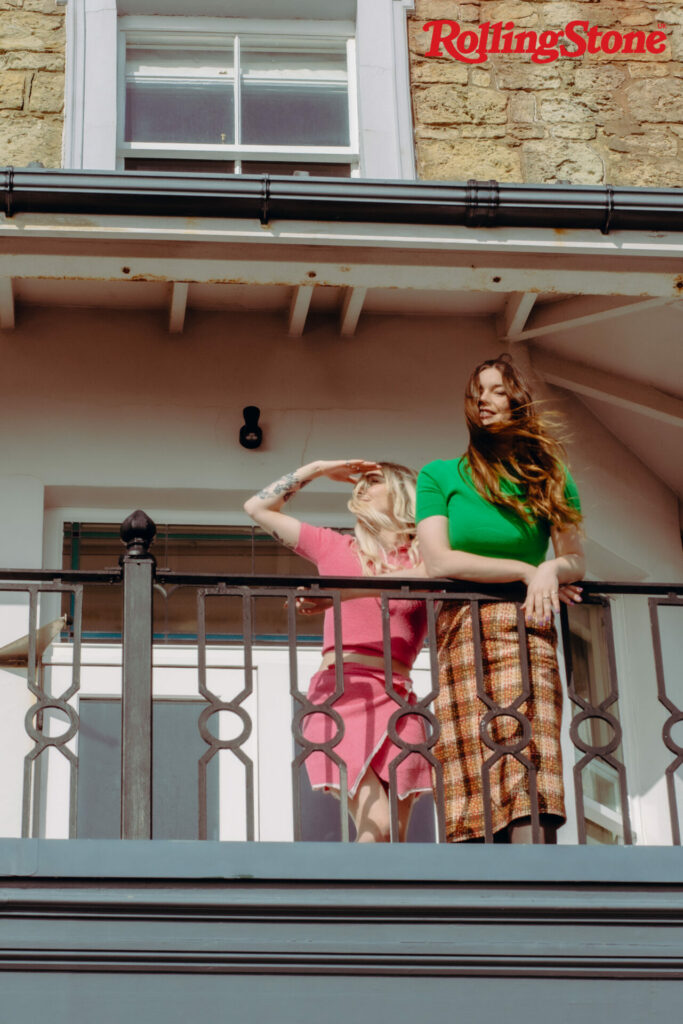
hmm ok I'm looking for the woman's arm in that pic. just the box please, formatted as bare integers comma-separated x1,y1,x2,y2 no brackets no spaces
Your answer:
417,516,535,584
243,459,380,549
523,526,585,625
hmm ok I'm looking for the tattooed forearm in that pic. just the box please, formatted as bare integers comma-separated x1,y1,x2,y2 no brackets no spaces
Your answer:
256,472,311,503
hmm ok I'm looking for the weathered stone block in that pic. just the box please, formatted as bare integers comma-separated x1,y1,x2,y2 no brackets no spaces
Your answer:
411,59,469,85
413,84,508,124
471,68,491,86
669,26,683,60
413,0,462,19
0,70,26,109
415,125,464,141
0,110,63,166
459,124,508,137
625,77,683,122
508,123,547,139
655,8,683,26
28,70,63,112
484,1,538,27
0,11,65,51
408,20,443,57
510,92,536,123
459,4,481,24
417,137,523,182
606,153,683,186
538,1,623,28
24,0,65,11
574,66,626,93
521,139,604,183
0,0,24,9
0,51,64,71
602,127,678,157
622,12,655,28
494,59,561,89
551,124,597,139
540,98,593,123
628,62,672,78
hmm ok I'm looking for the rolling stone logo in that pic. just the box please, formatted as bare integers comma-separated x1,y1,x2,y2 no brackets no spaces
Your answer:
424,19,669,65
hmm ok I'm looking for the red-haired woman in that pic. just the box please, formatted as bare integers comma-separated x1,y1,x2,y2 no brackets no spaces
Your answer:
416,356,585,844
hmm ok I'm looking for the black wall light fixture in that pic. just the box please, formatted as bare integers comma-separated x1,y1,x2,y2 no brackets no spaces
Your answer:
240,406,263,449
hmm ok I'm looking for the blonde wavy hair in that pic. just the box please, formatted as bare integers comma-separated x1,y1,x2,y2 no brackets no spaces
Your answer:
465,354,582,530
347,462,421,575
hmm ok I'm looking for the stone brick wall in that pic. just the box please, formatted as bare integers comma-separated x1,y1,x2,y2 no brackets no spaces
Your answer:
409,0,683,185
0,0,65,168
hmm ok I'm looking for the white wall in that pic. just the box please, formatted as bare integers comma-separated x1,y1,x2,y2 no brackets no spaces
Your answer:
0,304,681,840
0,305,680,578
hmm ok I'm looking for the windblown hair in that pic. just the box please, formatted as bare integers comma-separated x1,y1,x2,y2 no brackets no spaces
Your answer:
347,462,421,575
465,354,582,529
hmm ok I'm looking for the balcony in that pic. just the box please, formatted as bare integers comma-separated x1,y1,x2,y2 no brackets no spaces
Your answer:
0,509,681,847
1,510,682,1016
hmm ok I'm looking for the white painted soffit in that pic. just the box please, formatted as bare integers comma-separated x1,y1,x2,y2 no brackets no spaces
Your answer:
1,216,683,301
3,213,683,260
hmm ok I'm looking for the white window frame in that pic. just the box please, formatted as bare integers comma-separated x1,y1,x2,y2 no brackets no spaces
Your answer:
63,1,416,179
118,16,359,173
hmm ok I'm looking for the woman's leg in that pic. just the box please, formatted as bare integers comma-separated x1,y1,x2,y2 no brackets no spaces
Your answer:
398,792,418,843
507,814,559,845
348,768,419,842
349,767,391,842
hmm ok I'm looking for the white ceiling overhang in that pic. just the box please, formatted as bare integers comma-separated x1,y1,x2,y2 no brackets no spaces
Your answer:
0,211,681,501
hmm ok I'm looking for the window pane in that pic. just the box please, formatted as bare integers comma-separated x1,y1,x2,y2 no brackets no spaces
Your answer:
242,161,351,177
126,48,234,144
125,158,236,173
241,49,349,147
63,523,320,642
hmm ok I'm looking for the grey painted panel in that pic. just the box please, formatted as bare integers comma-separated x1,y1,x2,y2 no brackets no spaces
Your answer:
2,839,683,885
1,974,681,1024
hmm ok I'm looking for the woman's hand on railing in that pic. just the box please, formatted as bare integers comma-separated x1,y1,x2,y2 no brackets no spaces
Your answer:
523,562,583,626
558,583,583,606
294,593,333,615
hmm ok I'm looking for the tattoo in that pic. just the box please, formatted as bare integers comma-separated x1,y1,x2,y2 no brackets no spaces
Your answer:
271,529,294,550
256,472,311,502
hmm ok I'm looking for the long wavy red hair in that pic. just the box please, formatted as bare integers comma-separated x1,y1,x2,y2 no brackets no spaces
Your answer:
464,355,582,529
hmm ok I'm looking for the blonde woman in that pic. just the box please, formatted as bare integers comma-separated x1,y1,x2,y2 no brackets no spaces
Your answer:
244,460,432,842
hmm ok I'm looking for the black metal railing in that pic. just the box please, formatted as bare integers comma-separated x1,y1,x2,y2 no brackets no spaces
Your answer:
2,510,681,845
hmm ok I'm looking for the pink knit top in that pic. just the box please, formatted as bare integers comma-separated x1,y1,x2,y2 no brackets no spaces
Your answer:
294,523,427,668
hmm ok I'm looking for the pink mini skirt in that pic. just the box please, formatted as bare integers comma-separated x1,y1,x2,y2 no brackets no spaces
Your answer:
300,663,433,799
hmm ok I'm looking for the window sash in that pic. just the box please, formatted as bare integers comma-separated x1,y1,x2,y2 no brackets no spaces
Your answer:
118,20,359,165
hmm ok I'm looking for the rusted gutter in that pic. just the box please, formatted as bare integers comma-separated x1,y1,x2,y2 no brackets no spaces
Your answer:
2,167,682,234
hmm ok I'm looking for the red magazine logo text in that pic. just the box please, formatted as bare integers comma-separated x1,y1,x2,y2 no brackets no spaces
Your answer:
424,19,668,65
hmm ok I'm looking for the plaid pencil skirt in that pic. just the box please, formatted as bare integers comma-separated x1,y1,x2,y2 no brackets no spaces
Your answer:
434,601,566,842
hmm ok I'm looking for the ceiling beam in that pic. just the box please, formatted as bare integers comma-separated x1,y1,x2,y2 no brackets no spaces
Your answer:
2,254,682,300
532,349,683,428
168,281,188,334
288,285,313,337
497,292,536,341
509,295,675,342
0,277,15,330
339,286,367,337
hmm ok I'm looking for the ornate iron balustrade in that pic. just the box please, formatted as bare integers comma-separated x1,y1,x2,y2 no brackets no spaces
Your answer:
1,510,681,845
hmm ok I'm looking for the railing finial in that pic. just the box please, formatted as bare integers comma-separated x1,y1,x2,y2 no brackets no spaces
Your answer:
120,509,156,563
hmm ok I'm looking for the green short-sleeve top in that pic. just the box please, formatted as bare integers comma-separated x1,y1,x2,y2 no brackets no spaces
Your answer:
416,457,581,567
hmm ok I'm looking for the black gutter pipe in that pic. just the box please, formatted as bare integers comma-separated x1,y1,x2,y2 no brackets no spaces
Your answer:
2,167,682,234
